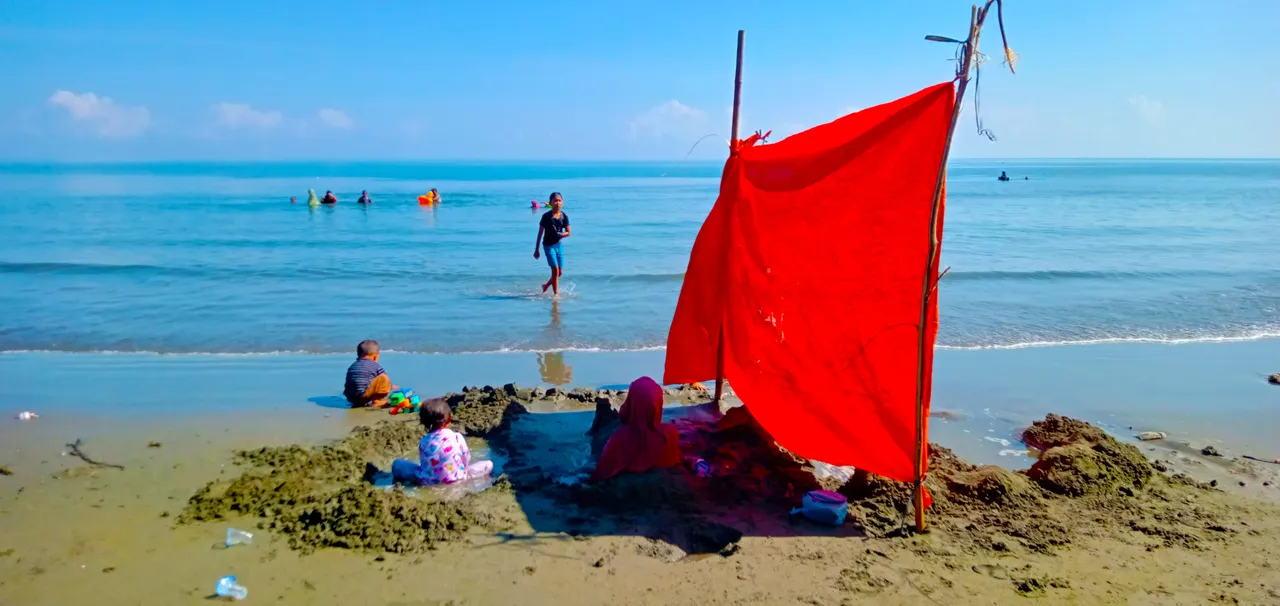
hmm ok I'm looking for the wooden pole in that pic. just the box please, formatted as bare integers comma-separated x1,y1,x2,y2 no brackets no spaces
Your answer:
912,4,984,533
731,30,745,143
714,29,745,405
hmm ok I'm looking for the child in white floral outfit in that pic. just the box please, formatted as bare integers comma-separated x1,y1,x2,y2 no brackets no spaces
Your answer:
391,398,493,485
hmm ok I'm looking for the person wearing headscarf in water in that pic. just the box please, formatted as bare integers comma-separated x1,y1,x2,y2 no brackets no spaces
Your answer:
306,189,320,206
590,376,681,481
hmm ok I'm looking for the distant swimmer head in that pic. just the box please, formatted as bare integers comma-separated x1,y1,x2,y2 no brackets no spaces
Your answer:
290,196,296,203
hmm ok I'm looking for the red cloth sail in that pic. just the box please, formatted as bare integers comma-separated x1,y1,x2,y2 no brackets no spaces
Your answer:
663,82,954,491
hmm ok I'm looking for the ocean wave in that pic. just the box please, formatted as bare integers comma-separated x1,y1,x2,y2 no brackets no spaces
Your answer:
941,268,1269,282
0,261,200,277
936,330,1280,350
0,260,685,284
7,260,1268,287
5,332,1279,357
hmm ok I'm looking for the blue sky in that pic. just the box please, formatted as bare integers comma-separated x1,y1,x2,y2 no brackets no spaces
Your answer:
2,0,1277,160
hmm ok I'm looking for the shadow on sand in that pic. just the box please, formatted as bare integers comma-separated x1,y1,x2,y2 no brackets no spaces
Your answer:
480,393,872,559
308,395,354,410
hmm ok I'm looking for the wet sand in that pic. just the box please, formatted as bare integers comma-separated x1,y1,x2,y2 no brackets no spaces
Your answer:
4,338,1277,456
2,341,1280,604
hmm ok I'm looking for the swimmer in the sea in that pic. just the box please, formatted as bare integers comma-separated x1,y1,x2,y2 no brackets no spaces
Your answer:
534,192,570,296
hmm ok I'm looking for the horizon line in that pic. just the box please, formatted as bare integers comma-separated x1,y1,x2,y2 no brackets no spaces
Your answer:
1,156,1278,165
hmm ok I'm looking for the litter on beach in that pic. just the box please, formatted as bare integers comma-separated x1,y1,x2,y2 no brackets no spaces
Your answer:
14,411,38,420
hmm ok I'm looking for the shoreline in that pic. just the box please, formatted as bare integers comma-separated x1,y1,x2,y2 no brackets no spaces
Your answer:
4,338,1277,458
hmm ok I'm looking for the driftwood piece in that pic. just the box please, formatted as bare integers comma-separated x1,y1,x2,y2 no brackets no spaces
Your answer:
65,439,124,470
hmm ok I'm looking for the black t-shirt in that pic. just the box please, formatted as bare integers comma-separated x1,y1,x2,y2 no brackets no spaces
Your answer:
540,210,570,246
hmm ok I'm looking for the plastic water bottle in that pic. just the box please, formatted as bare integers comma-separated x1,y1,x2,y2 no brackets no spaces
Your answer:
215,575,248,601
225,527,253,548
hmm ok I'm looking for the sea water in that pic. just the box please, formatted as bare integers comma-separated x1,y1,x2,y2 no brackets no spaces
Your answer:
0,159,1277,355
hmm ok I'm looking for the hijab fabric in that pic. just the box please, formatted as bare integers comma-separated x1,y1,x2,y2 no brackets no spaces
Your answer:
590,376,681,481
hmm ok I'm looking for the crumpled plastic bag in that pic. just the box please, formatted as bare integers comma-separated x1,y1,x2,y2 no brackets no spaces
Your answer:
810,460,856,485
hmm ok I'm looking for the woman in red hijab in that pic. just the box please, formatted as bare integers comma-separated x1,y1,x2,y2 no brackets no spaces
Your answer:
590,376,681,481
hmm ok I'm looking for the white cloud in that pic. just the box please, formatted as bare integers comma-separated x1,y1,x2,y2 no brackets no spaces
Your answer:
631,100,707,139
47,90,150,137
317,108,353,129
1128,95,1164,125
213,102,282,129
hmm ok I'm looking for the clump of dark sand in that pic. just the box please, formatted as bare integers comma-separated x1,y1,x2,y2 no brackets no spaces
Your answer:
274,484,494,553
1021,414,1152,497
1021,413,1108,450
180,420,502,554
444,386,529,437
833,444,1044,538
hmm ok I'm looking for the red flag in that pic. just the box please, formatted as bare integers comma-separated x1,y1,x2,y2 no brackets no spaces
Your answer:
664,82,954,487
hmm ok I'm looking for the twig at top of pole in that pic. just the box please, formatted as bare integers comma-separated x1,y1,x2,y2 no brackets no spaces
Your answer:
926,0,1017,77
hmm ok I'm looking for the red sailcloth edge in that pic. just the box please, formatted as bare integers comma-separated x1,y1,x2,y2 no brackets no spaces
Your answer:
664,82,954,495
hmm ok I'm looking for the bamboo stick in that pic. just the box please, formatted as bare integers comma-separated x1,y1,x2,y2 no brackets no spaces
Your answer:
912,4,985,534
715,29,745,405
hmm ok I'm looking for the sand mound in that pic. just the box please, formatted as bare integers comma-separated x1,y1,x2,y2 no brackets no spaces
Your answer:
832,444,1044,537
1021,413,1108,450
445,386,529,437
1021,414,1153,497
180,420,501,554
272,484,490,553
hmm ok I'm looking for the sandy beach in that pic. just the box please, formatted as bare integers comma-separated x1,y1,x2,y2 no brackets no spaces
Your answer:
6,0,1280,601
2,341,1279,605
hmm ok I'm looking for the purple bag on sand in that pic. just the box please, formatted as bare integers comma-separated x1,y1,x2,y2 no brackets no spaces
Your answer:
791,489,848,526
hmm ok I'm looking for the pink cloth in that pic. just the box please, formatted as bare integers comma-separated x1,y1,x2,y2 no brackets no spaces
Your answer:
417,428,473,485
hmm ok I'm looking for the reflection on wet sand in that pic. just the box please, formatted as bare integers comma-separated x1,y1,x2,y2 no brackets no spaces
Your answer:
538,299,572,385
537,352,573,385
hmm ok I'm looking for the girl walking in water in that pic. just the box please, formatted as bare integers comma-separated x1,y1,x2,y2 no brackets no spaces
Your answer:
534,192,570,296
